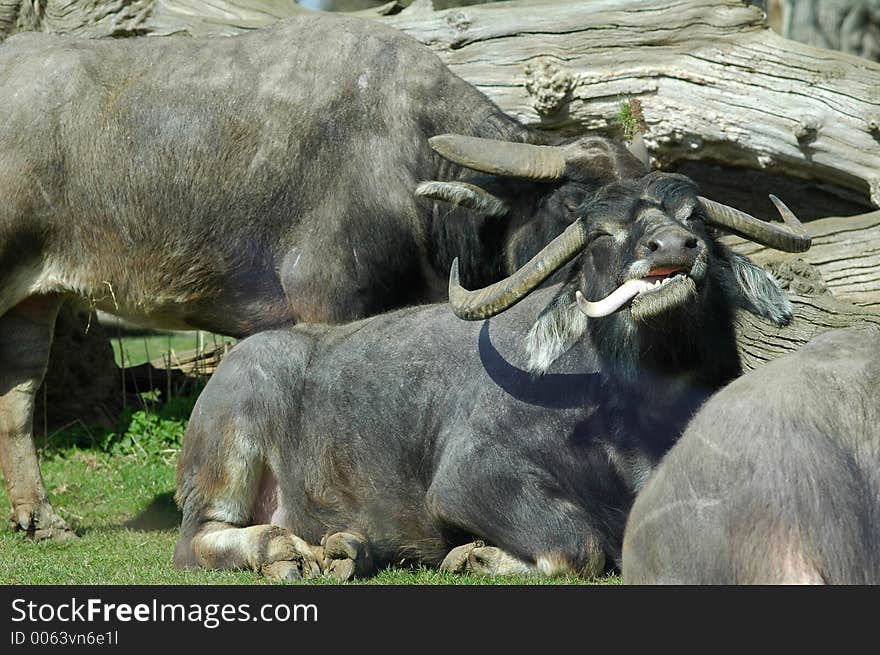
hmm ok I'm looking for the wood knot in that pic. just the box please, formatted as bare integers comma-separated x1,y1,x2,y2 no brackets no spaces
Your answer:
868,116,880,141
870,177,880,208
793,117,821,145
524,59,575,116
764,259,829,297
445,11,471,32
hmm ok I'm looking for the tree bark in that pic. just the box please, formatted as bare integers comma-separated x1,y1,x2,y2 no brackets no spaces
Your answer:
735,292,880,371
383,0,880,208
763,0,880,62
0,0,399,39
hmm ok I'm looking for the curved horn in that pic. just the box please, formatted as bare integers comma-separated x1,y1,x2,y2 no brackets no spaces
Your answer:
448,221,588,320
415,181,508,217
699,195,811,253
429,135,567,181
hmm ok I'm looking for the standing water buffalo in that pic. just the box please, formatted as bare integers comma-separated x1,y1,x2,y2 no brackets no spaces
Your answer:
174,170,810,580
0,12,808,541
622,326,880,585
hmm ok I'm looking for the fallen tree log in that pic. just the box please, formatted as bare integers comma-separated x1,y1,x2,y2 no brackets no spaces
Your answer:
0,0,398,39
762,0,880,62
735,292,880,371
383,0,880,208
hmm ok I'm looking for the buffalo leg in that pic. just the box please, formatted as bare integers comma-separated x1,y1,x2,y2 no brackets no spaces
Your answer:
428,458,607,578
174,388,322,580
0,295,75,540
175,467,323,580
186,521,322,581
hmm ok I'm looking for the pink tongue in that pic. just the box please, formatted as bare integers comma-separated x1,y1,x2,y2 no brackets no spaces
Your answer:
647,267,684,277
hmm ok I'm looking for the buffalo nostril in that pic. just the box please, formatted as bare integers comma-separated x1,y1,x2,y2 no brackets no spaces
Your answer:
647,230,698,255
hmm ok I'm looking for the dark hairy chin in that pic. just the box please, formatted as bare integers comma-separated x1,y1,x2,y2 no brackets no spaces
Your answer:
629,276,699,324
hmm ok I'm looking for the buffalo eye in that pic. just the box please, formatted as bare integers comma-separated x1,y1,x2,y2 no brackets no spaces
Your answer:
686,208,705,224
590,229,614,241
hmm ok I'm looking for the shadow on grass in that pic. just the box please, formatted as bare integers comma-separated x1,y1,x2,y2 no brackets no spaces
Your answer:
125,492,181,531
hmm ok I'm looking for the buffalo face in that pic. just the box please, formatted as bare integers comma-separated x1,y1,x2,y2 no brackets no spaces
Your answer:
438,165,807,374
573,173,711,325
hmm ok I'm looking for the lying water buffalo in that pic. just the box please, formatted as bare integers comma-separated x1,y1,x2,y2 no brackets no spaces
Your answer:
0,12,809,541
174,169,809,580
622,326,880,584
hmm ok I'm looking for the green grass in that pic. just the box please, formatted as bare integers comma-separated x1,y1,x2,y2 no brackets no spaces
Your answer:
109,330,231,368
616,97,646,143
1,347,618,585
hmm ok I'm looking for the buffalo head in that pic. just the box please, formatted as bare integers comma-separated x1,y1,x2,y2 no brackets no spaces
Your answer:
418,135,810,374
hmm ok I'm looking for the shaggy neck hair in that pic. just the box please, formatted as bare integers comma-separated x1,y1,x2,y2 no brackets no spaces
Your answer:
525,265,742,390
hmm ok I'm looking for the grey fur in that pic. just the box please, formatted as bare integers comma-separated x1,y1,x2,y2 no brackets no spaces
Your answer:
722,249,793,325
524,292,588,374
623,326,880,584
175,172,792,577
0,13,651,535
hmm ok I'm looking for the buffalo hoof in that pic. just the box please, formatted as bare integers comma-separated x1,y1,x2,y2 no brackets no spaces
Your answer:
467,546,534,576
321,532,373,581
259,531,322,582
10,502,79,542
262,561,303,582
439,541,483,574
441,542,533,576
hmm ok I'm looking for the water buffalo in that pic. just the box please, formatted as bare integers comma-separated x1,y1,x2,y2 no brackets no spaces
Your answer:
622,326,880,585
173,169,809,580
0,12,808,541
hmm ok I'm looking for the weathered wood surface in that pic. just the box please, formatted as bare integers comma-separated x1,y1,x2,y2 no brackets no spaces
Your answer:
149,0,399,35
4,0,879,208
383,0,880,207
727,210,880,309
0,0,156,38
0,0,398,39
735,292,880,371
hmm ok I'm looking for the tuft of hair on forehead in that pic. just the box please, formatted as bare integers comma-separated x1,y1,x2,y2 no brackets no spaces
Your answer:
639,172,698,200
579,172,698,221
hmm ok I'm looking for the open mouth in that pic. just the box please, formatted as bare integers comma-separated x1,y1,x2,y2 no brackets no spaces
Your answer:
575,266,693,318
631,266,690,297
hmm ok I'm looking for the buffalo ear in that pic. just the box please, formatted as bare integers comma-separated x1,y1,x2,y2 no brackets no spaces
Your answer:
719,248,792,326
524,285,588,374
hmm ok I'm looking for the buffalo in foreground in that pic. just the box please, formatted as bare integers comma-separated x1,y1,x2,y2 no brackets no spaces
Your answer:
622,326,880,585
174,169,809,580
0,12,809,541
